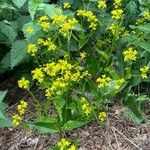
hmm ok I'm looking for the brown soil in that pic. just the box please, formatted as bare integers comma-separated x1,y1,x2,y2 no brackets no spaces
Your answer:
0,78,150,150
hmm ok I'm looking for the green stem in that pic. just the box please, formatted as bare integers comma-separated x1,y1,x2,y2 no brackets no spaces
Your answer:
27,90,42,114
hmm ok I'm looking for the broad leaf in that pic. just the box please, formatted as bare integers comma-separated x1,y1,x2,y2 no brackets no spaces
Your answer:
12,0,27,8
10,40,28,68
28,116,58,133
28,0,42,19
0,20,17,43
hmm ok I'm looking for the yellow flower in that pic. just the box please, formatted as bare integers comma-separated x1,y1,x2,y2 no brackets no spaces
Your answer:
140,66,149,79
98,112,107,122
63,2,71,9
32,68,44,83
143,11,150,20
123,47,138,61
17,100,28,115
77,9,98,30
81,97,92,116
68,144,76,150
39,21,50,32
59,18,78,37
27,43,37,56
109,23,125,39
111,9,123,19
97,75,111,88
80,52,86,59
18,77,30,89
52,15,67,25
114,0,122,8
57,138,70,149
98,0,107,9
25,26,33,33
38,16,50,32
38,16,49,22
38,38,57,51
115,78,125,90
12,114,22,126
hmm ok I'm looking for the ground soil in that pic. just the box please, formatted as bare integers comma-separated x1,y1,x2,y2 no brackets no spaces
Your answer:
0,78,150,150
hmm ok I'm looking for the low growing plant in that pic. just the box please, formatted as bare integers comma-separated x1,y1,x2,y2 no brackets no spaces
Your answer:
1,0,149,148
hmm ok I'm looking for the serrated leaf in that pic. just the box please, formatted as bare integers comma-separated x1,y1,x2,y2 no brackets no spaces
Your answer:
0,21,17,43
28,0,42,19
10,40,28,68
12,0,26,8
0,1,16,10
40,4,61,18
23,21,42,41
0,118,12,128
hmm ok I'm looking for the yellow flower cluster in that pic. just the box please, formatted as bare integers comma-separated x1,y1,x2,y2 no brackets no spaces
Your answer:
98,112,107,122
38,37,57,51
115,78,125,90
17,100,28,115
96,75,111,88
111,9,123,19
80,97,93,116
38,16,50,32
57,138,76,150
77,9,98,30
18,77,30,89
109,23,125,39
59,18,78,37
80,52,86,59
68,144,76,150
143,11,150,20
52,15,78,37
63,2,71,9
140,66,149,79
57,138,70,149
114,0,122,8
97,0,107,10
12,115,22,126
43,60,89,97
25,26,33,34
27,43,37,56
32,68,44,83
52,15,67,25
12,100,28,126
123,47,138,61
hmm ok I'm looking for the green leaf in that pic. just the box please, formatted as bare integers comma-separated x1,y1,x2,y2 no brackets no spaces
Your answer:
0,91,12,128
54,97,66,122
63,119,91,131
139,41,150,52
124,94,144,123
0,91,7,102
10,40,28,68
0,118,12,128
0,52,11,73
23,21,43,42
0,1,16,10
28,116,58,133
0,20,17,43
12,0,27,8
40,4,60,18
28,0,42,19
139,24,150,33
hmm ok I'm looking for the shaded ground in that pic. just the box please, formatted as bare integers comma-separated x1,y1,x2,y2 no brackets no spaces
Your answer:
0,78,150,150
